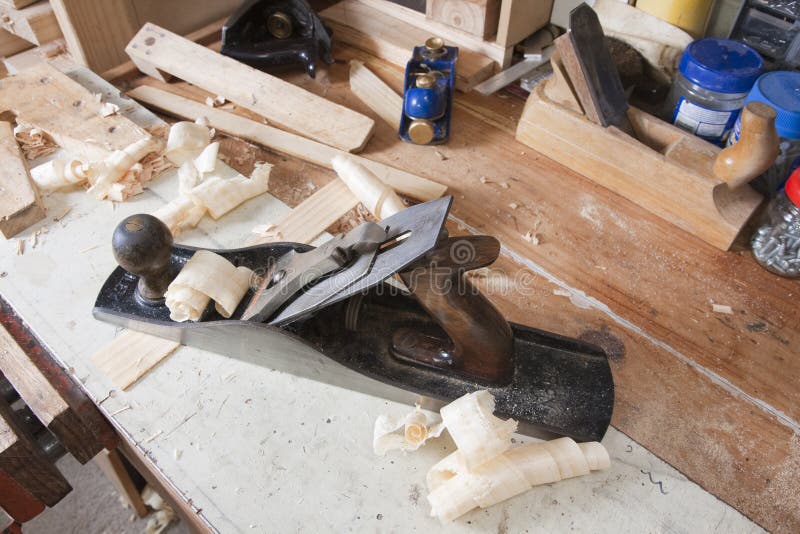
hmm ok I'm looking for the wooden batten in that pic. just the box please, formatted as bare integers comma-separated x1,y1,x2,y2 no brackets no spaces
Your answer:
349,60,402,131
516,81,763,250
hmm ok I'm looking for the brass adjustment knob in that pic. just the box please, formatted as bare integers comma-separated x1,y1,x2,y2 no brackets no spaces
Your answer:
267,11,293,39
408,119,435,145
416,73,436,88
425,37,445,53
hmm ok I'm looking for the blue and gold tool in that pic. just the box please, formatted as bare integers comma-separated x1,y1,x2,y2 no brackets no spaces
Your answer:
400,37,458,145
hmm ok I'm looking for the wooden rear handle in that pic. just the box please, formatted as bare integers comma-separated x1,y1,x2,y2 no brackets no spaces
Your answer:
713,102,780,189
397,236,514,386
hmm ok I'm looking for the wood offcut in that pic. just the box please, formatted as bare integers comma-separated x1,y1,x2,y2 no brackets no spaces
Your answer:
0,120,43,239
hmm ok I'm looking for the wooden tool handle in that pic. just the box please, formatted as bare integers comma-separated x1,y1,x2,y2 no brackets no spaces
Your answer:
397,236,514,385
713,102,780,189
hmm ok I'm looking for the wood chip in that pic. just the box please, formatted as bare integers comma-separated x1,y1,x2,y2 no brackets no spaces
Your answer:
712,304,734,315
523,231,539,245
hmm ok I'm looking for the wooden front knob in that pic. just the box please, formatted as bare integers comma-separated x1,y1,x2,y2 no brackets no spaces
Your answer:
112,214,174,301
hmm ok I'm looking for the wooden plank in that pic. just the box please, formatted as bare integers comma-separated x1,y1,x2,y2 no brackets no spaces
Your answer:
125,23,376,153
0,297,119,451
356,0,513,68
49,0,139,73
0,397,71,507
127,84,446,201
0,27,31,57
101,15,228,83
0,468,44,523
0,121,43,238
320,0,497,91
349,60,402,131
250,180,359,245
91,330,180,391
426,0,501,38
0,62,154,162
496,0,553,46
0,321,101,463
93,449,147,517
0,1,61,46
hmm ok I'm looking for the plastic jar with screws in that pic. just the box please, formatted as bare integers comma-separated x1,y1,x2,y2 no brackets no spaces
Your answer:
751,167,800,277
665,38,763,145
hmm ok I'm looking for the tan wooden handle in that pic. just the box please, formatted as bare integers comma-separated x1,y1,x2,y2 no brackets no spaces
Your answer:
713,102,780,189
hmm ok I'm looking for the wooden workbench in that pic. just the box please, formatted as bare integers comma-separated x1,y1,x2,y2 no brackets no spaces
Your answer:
0,40,794,532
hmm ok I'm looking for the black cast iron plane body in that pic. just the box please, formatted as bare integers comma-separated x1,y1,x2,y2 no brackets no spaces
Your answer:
94,246,614,442
221,0,334,78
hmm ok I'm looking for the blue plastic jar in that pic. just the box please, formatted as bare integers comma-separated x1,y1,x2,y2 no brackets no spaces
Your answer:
666,38,763,145
728,71,800,196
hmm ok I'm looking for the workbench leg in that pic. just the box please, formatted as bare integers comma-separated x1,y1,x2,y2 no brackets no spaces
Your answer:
93,449,147,518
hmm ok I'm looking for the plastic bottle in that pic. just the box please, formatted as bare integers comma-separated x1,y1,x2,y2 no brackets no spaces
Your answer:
665,38,763,145
728,71,800,197
751,167,800,278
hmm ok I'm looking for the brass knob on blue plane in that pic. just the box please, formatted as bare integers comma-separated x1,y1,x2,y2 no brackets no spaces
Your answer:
112,214,174,302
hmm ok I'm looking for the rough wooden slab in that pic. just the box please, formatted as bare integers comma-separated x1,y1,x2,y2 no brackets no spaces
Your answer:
125,23,375,153
127,83,446,201
320,0,496,91
0,1,61,46
0,321,101,463
0,397,71,507
0,121,43,238
0,62,154,161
